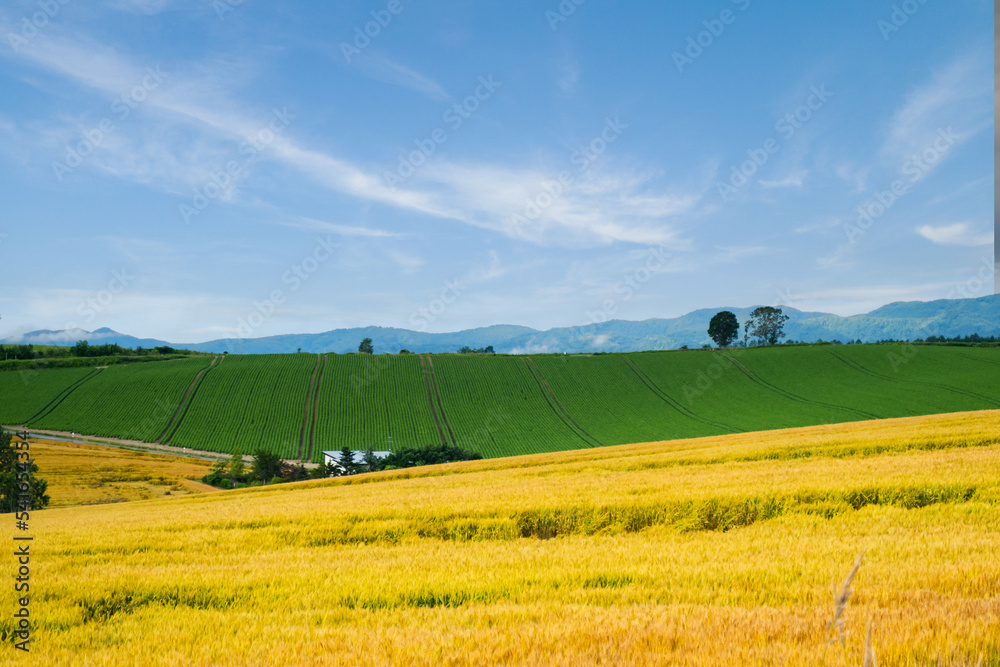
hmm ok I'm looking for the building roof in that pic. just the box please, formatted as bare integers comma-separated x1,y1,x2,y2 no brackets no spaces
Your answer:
322,450,392,464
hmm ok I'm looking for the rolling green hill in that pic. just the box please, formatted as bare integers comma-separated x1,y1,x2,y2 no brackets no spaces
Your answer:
2,345,998,461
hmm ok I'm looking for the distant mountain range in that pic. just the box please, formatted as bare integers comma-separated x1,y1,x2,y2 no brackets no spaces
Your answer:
4,294,998,355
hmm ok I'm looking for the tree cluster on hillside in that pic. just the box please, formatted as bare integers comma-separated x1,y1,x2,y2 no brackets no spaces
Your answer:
1,341,193,362
326,444,483,476
707,308,790,348
458,346,494,354
72,341,188,357
920,334,999,344
382,444,483,469
200,448,334,489
0,345,38,361
200,443,484,489
0,430,50,514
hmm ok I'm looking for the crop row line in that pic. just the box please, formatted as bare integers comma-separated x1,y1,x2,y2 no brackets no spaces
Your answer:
307,355,327,462
826,348,1000,408
619,356,740,434
718,352,878,420
26,367,105,425
161,355,223,445
521,357,602,448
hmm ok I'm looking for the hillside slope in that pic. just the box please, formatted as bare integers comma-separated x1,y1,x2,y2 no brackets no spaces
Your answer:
2,345,998,461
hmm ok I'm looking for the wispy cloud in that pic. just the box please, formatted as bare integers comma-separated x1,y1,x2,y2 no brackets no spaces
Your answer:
2,24,703,248
916,222,992,246
759,171,805,189
104,0,173,14
350,52,449,102
782,282,956,316
461,250,506,284
881,49,992,165
555,59,580,96
386,249,425,274
712,245,773,263
280,216,400,239
794,217,841,234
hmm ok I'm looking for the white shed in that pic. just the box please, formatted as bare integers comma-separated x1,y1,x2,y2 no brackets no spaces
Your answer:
322,450,392,469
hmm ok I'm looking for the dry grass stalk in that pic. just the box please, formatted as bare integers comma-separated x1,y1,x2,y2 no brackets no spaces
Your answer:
827,551,865,649
862,617,876,667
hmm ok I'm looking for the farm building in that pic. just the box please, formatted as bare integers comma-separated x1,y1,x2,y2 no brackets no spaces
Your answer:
322,450,392,470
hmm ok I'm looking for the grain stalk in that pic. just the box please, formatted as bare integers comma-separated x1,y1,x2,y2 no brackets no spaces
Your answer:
862,617,876,667
823,551,865,665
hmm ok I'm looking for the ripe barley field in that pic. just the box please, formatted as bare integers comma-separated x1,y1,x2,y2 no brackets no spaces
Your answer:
25,439,219,507
2,410,998,665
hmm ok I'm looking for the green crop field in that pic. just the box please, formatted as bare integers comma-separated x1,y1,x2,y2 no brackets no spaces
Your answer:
24,357,216,442
1,345,998,462
430,354,593,456
166,354,318,459
0,366,97,424
311,354,442,455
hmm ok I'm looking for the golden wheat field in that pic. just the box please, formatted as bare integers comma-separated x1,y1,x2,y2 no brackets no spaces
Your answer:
3,410,999,665
26,439,219,507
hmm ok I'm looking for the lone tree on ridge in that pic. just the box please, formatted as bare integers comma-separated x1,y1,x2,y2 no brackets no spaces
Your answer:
358,338,374,355
745,306,790,346
707,311,740,348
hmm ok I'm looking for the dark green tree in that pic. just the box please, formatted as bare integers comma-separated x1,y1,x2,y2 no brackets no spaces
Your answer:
309,458,340,479
229,449,245,487
289,463,310,481
362,449,381,473
251,449,284,482
745,306,790,346
338,446,356,476
382,444,483,469
358,338,374,355
707,311,740,348
201,459,229,487
0,431,50,513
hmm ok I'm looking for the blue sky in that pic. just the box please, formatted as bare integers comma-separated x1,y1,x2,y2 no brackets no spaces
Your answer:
0,0,994,344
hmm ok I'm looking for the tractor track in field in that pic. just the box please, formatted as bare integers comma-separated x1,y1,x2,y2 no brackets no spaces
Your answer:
718,352,879,421
160,355,224,446
156,357,217,444
425,356,457,445
956,350,1000,366
26,367,105,425
619,356,741,434
522,357,603,448
298,354,321,460
306,355,327,462
420,356,449,444
826,349,1000,408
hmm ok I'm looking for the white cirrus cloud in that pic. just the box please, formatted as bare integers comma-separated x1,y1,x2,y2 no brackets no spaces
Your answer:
881,49,993,165
0,23,704,248
916,222,992,247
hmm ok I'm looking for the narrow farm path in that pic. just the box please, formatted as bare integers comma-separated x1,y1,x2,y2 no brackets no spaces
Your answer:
522,357,602,448
619,356,741,434
425,356,457,445
27,367,106,425
298,354,321,460
718,351,878,420
419,355,448,444
156,357,217,444
826,348,1000,407
306,354,327,462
